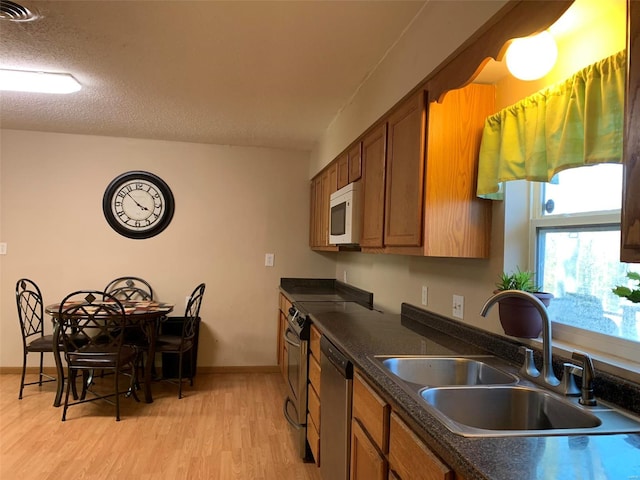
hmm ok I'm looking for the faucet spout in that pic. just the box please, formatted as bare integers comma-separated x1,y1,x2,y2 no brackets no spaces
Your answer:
481,289,559,388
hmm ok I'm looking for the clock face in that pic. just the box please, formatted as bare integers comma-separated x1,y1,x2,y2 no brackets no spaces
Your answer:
103,171,175,239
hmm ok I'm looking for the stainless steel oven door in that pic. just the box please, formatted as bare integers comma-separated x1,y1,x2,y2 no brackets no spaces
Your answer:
282,325,309,458
283,326,307,420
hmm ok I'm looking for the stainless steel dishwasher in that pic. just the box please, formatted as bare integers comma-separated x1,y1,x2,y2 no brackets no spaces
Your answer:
320,336,353,480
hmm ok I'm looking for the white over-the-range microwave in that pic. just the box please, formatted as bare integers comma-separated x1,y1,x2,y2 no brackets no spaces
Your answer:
329,181,361,245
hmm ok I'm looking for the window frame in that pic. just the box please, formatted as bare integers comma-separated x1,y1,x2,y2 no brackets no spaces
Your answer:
528,182,639,364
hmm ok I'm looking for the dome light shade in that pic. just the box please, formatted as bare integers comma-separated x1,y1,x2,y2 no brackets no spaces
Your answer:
0,69,81,94
505,31,558,81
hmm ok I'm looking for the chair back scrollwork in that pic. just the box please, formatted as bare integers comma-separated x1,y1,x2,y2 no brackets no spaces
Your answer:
104,276,153,301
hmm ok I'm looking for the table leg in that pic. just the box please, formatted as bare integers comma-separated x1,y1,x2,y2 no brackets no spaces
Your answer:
52,323,64,408
143,322,157,403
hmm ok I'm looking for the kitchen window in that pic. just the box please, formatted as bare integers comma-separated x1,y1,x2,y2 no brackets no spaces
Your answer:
529,163,640,363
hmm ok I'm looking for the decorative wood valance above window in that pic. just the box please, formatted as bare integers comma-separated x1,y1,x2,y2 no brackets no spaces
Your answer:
476,50,626,199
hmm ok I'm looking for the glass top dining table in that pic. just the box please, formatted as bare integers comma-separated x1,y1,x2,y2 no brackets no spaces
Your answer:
45,300,174,407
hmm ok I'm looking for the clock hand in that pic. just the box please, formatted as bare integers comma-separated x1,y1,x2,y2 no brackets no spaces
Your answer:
125,191,150,211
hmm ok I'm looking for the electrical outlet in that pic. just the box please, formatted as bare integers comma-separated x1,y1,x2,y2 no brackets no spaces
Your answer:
343,270,347,283
421,285,428,306
452,294,464,319
265,253,275,267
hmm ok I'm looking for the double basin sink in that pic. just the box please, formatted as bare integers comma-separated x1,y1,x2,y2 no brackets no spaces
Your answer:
372,355,640,437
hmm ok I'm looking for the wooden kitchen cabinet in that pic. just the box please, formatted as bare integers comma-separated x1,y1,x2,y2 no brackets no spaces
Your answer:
309,163,339,250
337,153,350,189
350,370,462,480
307,324,322,465
422,83,494,258
621,0,640,263
389,413,453,480
360,123,388,248
310,175,323,247
384,90,427,247
351,418,387,480
360,89,426,250
352,372,390,453
349,142,362,183
351,371,390,480
359,84,492,257
309,84,490,257
337,142,363,191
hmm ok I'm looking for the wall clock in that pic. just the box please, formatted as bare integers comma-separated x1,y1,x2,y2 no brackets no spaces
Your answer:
102,170,175,239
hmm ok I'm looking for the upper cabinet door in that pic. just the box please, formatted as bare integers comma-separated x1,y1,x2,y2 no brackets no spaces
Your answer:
360,123,388,248
384,90,427,247
349,142,363,183
337,153,349,190
423,84,494,258
621,0,640,263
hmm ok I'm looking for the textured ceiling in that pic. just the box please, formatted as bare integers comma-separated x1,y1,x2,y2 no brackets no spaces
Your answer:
0,0,426,150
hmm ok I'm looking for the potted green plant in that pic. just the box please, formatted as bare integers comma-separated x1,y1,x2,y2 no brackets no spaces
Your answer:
612,272,640,303
494,268,554,338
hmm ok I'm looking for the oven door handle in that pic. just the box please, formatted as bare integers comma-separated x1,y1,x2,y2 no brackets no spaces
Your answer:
283,397,303,429
283,327,301,348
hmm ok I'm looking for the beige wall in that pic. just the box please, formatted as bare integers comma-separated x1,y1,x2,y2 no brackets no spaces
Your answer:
0,130,335,368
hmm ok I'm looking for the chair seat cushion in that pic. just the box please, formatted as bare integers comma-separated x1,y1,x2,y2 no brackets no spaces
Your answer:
27,334,55,352
155,335,193,352
67,345,137,369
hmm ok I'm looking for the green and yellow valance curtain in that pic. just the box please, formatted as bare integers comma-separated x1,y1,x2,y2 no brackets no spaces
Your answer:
477,50,626,199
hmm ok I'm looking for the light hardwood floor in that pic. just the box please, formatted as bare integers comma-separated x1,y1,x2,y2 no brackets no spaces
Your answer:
0,372,322,480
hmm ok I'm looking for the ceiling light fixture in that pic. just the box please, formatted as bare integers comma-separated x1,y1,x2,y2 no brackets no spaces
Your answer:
0,69,82,94
505,31,558,81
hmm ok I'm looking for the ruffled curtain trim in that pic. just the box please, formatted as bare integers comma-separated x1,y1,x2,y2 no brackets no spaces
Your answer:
477,50,626,199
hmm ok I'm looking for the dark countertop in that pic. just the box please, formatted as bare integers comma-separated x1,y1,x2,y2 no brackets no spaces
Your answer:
279,285,640,480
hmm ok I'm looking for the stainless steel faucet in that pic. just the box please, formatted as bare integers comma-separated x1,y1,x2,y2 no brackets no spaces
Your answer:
480,289,581,396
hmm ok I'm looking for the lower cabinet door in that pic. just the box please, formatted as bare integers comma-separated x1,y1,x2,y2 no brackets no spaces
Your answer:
307,413,320,466
351,418,387,480
389,413,453,480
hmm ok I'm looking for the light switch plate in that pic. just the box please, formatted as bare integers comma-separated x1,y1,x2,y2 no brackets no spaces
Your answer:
265,253,275,267
0,243,6,255
421,286,428,306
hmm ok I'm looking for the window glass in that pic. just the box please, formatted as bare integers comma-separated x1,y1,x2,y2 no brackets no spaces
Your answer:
542,164,623,216
538,226,640,342
533,164,639,349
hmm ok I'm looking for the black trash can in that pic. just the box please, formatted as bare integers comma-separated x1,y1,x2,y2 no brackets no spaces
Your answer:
160,316,201,379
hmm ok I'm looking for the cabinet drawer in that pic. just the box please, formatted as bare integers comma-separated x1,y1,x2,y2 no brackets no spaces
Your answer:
308,382,320,431
352,371,390,453
310,324,321,362
389,413,453,480
308,353,321,396
307,413,320,466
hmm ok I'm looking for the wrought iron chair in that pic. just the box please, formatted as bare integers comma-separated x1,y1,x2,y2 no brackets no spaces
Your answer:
105,276,155,378
16,278,57,399
55,290,140,421
104,276,154,301
155,283,205,398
